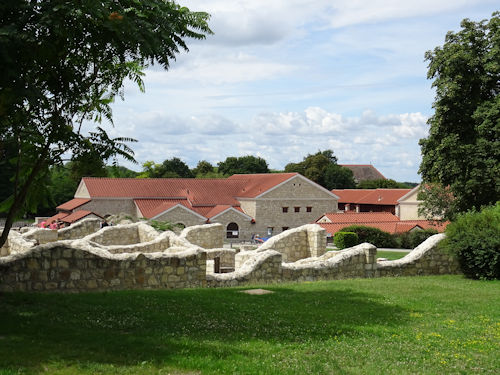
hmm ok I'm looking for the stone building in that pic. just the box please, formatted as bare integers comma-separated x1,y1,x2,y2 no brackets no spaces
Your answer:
333,188,412,215
55,173,339,240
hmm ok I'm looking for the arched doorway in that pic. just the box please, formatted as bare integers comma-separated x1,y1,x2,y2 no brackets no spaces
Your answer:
226,222,239,238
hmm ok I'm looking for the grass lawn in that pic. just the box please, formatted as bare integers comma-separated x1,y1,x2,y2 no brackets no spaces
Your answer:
0,276,498,374
376,250,410,260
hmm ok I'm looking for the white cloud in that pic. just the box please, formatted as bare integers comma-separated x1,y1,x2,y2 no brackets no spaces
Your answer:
109,107,429,181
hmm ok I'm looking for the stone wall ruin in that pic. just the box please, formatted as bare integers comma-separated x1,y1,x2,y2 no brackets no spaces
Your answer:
0,221,460,292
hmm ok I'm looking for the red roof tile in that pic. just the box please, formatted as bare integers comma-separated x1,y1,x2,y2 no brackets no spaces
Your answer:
227,173,298,197
134,199,192,219
332,189,411,205
60,210,101,223
321,212,400,223
45,212,69,224
80,174,298,208
56,198,90,211
318,219,447,235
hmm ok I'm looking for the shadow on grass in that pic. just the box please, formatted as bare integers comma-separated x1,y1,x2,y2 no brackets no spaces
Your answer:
0,284,409,373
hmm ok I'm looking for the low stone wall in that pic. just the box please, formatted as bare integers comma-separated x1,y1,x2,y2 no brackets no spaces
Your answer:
256,224,326,262
207,234,458,288
83,222,158,246
0,231,37,256
0,242,206,292
205,248,236,273
377,234,460,276
0,226,460,292
86,231,173,254
58,218,101,240
180,223,224,249
23,228,58,244
207,250,282,287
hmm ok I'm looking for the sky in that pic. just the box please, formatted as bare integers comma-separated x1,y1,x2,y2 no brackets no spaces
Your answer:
101,0,499,182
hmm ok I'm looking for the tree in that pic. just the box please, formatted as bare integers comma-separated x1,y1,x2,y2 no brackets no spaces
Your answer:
137,161,163,178
192,160,214,176
324,164,356,189
357,179,412,189
419,13,500,220
284,150,356,189
106,165,138,178
158,157,193,178
0,0,211,247
218,156,269,175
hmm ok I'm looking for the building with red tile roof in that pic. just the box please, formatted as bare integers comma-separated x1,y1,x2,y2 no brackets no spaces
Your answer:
57,173,339,241
333,188,412,215
316,211,447,238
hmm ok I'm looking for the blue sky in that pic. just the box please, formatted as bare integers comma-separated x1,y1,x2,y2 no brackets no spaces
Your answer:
102,0,499,182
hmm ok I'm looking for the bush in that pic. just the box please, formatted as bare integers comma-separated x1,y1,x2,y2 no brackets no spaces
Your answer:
443,204,500,280
334,231,359,249
340,225,397,248
394,229,438,249
149,220,183,232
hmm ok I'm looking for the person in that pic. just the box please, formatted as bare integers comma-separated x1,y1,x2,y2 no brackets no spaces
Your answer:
251,233,255,244
100,220,109,229
255,234,264,244
39,221,47,229
49,222,58,230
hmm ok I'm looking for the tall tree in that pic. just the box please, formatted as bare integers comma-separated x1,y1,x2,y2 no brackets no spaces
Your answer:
419,13,500,219
218,156,269,175
0,0,211,247
192,160,215,176
159,157,193,178
285,150,355,189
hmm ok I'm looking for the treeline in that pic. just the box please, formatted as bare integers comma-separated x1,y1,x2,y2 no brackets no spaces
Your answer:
0,150,414,217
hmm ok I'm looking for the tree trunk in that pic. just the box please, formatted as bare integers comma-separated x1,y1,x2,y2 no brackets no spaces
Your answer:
0,152,48,249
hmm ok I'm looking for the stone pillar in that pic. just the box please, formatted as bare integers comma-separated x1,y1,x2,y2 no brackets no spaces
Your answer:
308,225,327,257
363,245,377,277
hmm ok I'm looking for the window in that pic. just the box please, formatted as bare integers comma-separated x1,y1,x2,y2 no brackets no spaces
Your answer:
306,206,312,213
294,207,300,212
267,227,274,236
282,207,289,213
282,227,289,232
226,222,239,238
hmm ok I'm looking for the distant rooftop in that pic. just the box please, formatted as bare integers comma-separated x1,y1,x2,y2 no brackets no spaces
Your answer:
340,164,385,182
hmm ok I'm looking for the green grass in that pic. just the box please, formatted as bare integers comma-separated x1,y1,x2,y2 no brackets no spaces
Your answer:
377,250,410,260
0,276,499,374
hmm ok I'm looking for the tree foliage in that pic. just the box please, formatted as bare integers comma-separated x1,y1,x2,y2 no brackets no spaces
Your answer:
284,150,356,189
357,179,412,189
218,156,269,176
0,0,211,246
419,13,500,219
159,157,194,178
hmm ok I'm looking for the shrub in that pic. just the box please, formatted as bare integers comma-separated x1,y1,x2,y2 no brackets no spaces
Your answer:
340,225,397,248
408,229,438,248
394,229,438,249
334,231,359,249
149,220,176,232
443,204,500,280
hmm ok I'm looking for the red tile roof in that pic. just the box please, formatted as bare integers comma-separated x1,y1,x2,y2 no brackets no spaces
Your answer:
134,199,192,219
81,174,298,203
320,212,400,223
227,173,298,197
339,164,385,181
332,189,411,205
45,212,69,224
60,210,101,223
317,212,448,235
56,198,90,211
